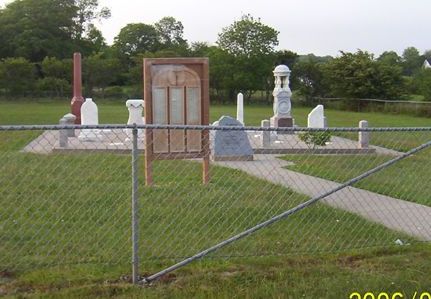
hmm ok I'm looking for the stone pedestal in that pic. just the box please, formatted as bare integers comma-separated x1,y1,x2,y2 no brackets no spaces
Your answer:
359,120,369,149
270,116,293,134
63,113,76,137
261,119,271,147
59,117,68,148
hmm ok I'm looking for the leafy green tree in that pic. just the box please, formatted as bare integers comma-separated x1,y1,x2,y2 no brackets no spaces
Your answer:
402,47,423,76
83,54,121,97
0,0,110,61
41,57,72,80
275,50,299,69
0,0,76,61
38,57,72,96
378,51,402,66
217,14,279,57
73,0,110,40
0,57,36,95
113,23,160,58
154,17,187,49
292,57,328,103
216,14,279,101
325,50,403,100
423,49,431,61
413,69,431,101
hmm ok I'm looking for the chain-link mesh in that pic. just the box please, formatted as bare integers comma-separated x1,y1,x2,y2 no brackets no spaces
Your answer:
1,125,430,281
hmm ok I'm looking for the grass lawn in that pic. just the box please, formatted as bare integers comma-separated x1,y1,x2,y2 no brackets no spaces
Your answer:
1,100,431,127
281,151,431,207
1,100,431,297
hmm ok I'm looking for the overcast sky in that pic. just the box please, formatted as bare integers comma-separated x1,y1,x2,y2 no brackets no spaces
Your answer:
1,0,430,56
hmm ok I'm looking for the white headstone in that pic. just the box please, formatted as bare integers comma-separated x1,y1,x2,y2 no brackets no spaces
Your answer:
79,98,100,141
308,105,326,128
126,99,145,140
237,93,244,125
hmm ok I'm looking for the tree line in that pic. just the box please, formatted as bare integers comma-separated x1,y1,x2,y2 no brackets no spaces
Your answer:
1,0,431,103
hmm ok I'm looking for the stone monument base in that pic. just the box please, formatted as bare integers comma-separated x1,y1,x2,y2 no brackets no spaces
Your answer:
270,116,294,134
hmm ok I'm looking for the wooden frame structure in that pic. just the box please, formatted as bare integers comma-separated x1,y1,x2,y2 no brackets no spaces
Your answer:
143,58,210,186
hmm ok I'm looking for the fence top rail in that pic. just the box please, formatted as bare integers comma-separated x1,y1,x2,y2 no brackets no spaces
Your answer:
1,124,431,132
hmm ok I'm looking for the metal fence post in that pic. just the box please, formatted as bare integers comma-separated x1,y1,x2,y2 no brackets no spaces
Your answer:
131,125,139,284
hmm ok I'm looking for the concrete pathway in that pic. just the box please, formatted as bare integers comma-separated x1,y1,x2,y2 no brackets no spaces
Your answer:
216,155,431,241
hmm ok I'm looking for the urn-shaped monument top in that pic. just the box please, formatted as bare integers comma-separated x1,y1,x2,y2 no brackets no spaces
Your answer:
273,65,292,118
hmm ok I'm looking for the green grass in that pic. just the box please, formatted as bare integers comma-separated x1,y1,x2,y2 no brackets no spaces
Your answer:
2,245,431,298
281,151,431,206
1,100,431,127
1,100,431,297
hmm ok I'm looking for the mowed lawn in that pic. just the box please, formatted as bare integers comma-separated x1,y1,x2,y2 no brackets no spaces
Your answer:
1,99,431,126
281,152,431,207
1,100,431,298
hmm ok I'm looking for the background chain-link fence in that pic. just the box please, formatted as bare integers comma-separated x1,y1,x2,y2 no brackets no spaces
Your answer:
1,124,431,282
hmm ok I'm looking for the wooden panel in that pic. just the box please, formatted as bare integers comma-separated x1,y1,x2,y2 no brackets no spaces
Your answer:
152,87,168,153
169,87,185,152
144,58,209,160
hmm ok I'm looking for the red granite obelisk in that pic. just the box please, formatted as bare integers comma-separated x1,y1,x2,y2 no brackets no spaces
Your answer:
71,53,84,124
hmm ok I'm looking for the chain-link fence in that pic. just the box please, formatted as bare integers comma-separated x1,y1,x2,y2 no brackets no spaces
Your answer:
1,124,431,283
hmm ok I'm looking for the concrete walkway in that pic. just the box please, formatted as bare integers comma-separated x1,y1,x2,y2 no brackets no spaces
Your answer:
216,155,431,241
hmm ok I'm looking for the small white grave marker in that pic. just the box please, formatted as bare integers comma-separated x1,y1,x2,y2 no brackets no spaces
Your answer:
308,105,326,128
79,98,100,141
237,93,244,125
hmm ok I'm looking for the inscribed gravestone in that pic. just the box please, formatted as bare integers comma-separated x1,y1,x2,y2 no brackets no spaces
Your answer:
212,116,253,161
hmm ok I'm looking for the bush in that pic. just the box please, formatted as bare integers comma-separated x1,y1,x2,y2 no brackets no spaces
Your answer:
36,77,71,97
0,57,36,95
298,131,332,149
104,86,125,98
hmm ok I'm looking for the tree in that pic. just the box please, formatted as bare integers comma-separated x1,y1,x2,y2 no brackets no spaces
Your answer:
73,0,110,41
0,0,110,61
40,57,72,95
216,14,279,100
423,49,431,60
154,17,187,49
217,14,279,57
83,54,121,97
414,69,431,101
274,50,299,69
293,57,328,103
325,50,403,100
113,23,160,58
0,57,36,95
402,47,423,76
378,51,402,66
0,0,76,61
